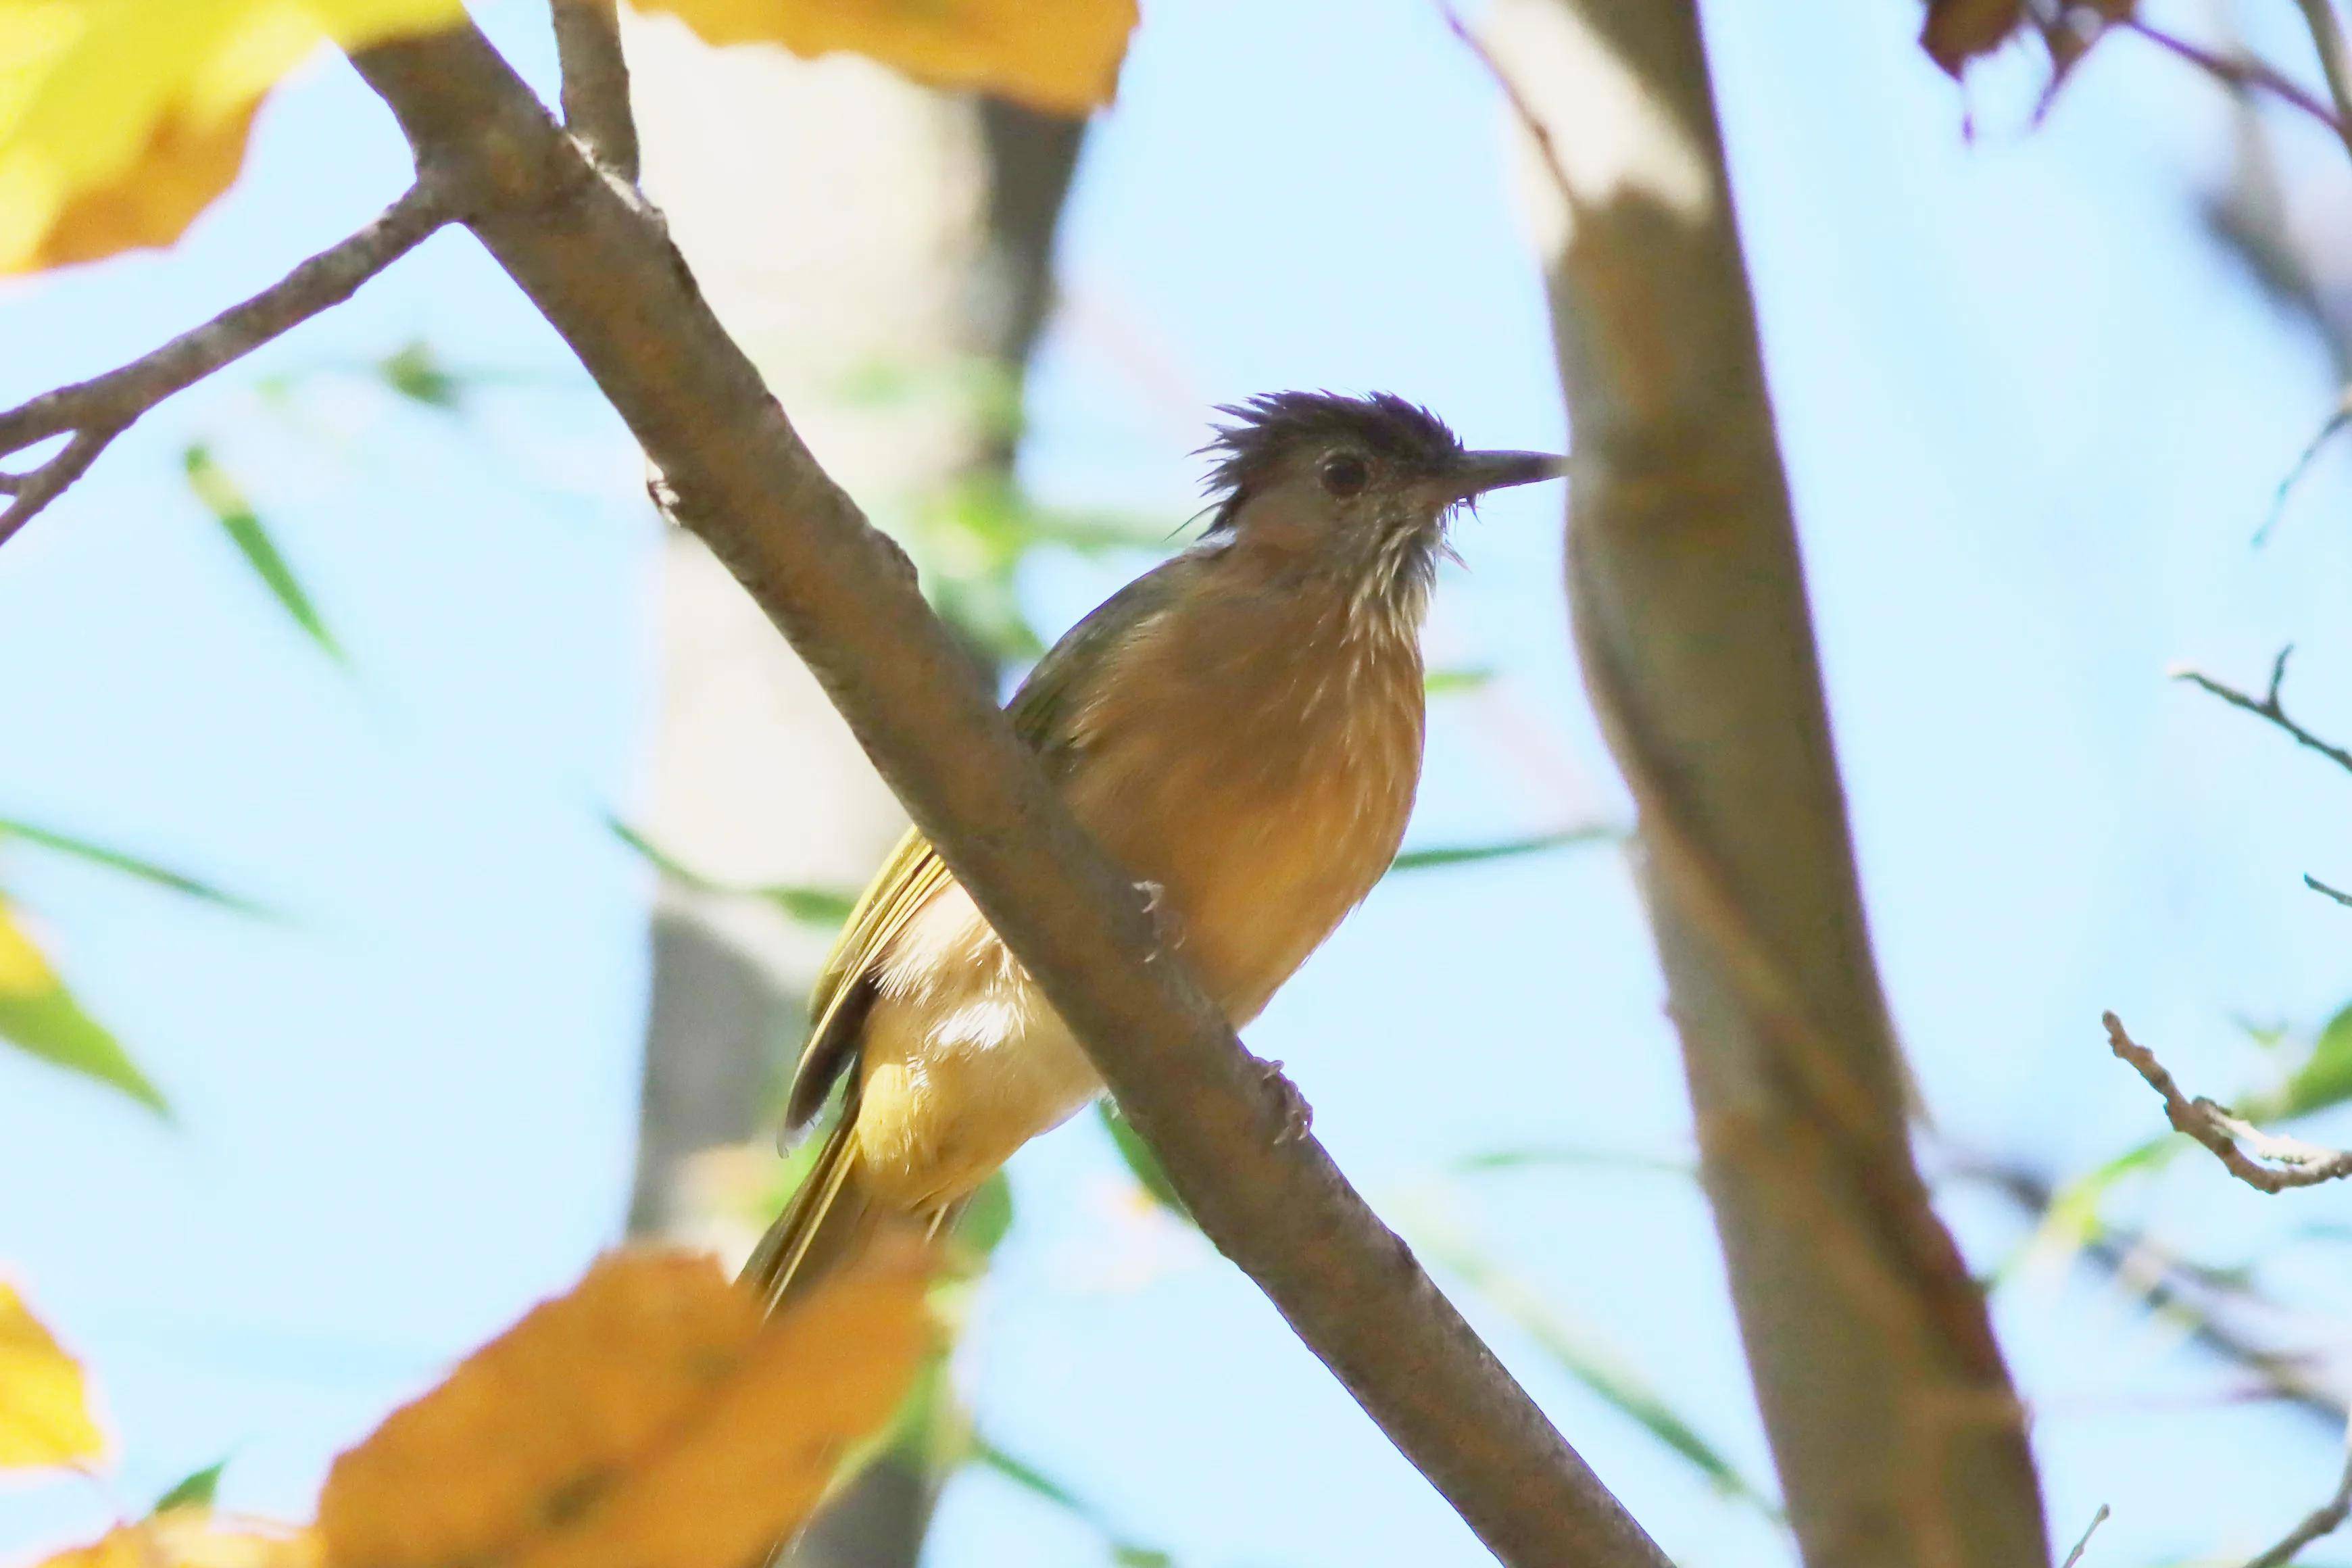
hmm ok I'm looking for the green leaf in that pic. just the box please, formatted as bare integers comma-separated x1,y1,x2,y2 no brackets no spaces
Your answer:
1098,1103,1189,1221
1419,1225,1780,1519
1389,825,1620,874
950,1171,1014,1259
0,817,259,914
606,816,856,931
0,971,166,1116
376,341,464,410
973,1437,1174,1567
182,445,345,664
1423,665,1496,697
153,1459,227,1513
2274,1001,2352,1121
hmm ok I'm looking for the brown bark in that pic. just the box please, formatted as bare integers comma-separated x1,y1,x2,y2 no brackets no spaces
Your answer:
346,22,1667,1568
1493,1,2051,1563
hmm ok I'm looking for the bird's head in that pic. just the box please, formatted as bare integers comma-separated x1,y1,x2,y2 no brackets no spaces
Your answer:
1198,391,1565,620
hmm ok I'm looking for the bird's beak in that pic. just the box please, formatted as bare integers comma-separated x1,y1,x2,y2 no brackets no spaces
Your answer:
1449,449,1569,501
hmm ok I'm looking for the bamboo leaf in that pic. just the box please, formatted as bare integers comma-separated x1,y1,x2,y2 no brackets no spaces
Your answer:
1418,1225,1781,1519
0,902,166,1114
182,446,344,664
1423,666,1496,697
1389,825,1619,873
1098,1103,1188,1220
607,816,856,930
972,1437,1173,1567
153,1459,227,1513
0,816,258,913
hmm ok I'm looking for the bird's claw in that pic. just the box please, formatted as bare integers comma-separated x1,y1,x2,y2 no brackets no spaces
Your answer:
1256,1058,1313,1144
1135,879,1184,948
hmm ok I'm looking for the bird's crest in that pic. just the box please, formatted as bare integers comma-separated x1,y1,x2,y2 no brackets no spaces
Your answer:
1199,391,1464,531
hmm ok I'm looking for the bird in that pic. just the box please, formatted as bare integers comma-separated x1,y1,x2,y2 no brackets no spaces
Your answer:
745,391,1566,1308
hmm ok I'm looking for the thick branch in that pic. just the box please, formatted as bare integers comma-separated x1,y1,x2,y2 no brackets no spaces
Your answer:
2175,647,2352,779
2104,1014,2352,1194
345,24,1667,1568
0,181,449,545
552,0,639,183
2248,1440,2352,1568
1492,1,2048,1563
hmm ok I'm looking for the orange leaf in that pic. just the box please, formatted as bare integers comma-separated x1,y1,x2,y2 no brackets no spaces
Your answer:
318,1247,931,1568
639,0,1138,116
31,1513,318,1568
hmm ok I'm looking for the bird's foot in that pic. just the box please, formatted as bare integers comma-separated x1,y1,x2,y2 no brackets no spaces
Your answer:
1135,879,1185,948
1255,1058,1313,1144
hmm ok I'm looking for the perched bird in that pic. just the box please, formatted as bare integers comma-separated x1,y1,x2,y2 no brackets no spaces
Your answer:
746,391,1565,1306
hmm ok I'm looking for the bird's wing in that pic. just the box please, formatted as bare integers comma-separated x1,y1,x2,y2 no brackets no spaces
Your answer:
780,559,1198,1131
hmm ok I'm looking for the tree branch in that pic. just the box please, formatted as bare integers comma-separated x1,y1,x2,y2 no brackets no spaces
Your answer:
1487,1,2049,1561
2120,18,2352,154
2247,1434,2352,1568
0,180,450,545
1949,1154,2351,1430
344,23,1667,1568
552,0,639,183
2104,1013,2352,1194
2174,647,2352,779
2292,0,2352,163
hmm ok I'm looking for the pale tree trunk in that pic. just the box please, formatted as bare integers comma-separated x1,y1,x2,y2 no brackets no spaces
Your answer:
614,19,1083,1566
1490,3,2052,1565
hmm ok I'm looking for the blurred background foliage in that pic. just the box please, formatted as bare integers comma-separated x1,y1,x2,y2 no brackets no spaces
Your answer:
3,1,2352,1566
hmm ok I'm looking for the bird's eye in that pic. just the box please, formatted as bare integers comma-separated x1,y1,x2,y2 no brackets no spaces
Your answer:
1319,452,1369,497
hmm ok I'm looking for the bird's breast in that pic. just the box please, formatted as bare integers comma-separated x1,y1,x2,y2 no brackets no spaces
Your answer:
1062,606,1425,1025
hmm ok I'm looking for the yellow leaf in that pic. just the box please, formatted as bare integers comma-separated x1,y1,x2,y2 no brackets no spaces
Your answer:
639,0,1137,115
318,1246,932,1568
32,1513,318,1568
0,903,57,996
0,1280,105,1471
0,0,465,274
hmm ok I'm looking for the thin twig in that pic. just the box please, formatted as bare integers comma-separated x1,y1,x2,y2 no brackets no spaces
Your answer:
2308,875,2352,908
551,0,639,183
1949,1154,2350,1429
2257,391,2352,546
2105,1013,2352,1194
2122,17,2352,145
2247,1428,2352,1568
1437,2,1577,212
2058,1503,2110,1568
2174,647,2352,779
2292,0,2352,162
0,181,449,545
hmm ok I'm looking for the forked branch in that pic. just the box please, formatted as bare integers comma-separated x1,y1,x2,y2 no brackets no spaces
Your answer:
2105,1012,2352,1194
0,181,450,545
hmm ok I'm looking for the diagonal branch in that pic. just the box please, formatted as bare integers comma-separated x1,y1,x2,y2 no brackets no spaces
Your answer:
2175,646,2352,779
345,22,1668,1568
552,0,639,183
2120,18,2352,152
2247,1433,2352,1568
0,180,450,546
2105,1013,2352,1194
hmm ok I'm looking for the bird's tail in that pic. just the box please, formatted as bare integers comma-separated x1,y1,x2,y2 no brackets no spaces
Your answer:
742,1109,881,1315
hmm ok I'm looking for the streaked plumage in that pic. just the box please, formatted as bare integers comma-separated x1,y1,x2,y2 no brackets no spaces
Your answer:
745,393,1565,1306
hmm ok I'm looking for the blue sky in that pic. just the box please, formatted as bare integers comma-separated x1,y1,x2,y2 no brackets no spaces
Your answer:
4,1,2351,1565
